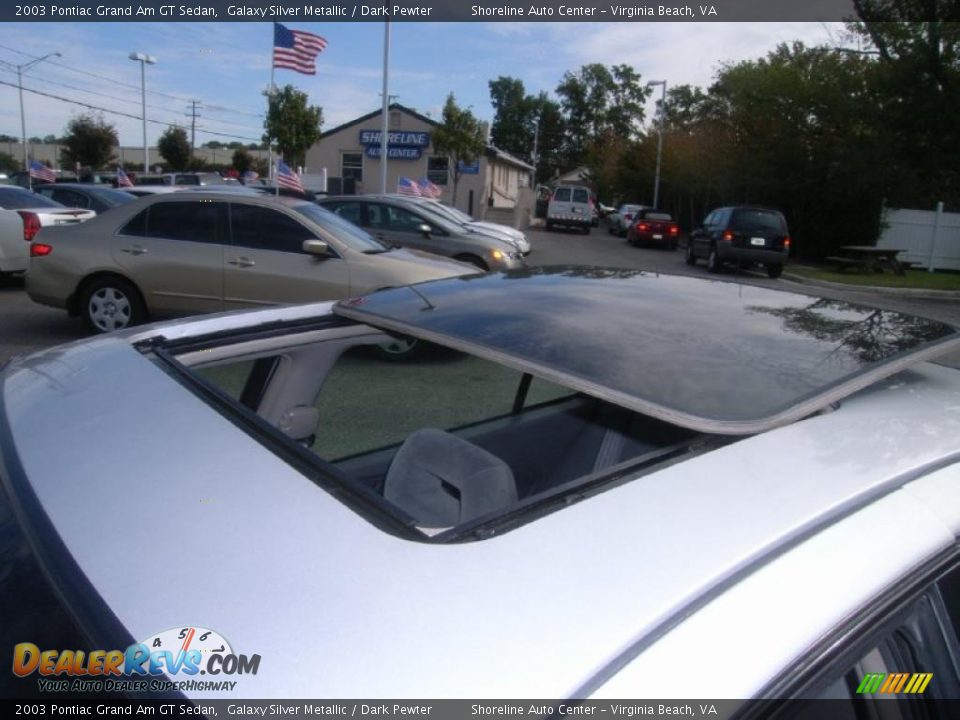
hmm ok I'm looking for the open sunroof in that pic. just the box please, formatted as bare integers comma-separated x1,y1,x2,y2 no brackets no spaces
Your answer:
334,267,960,434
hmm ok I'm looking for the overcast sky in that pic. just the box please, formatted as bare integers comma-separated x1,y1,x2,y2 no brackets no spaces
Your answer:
0,21,852,148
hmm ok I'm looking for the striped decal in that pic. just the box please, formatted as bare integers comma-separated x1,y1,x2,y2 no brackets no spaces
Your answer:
857,672,932,694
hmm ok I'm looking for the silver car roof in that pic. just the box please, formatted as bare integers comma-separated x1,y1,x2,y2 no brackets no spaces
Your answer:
2,324,959,696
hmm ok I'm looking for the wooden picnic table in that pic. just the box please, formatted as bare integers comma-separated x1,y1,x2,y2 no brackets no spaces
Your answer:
825,246,915,276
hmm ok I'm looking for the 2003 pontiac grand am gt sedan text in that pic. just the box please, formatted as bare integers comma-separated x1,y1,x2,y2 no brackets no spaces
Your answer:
2,268,960,705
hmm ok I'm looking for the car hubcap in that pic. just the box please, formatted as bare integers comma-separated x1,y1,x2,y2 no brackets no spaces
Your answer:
89,288,131,332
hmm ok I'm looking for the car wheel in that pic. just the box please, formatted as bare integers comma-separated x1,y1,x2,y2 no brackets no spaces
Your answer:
607,225,614,235
545,220,554,231
81,276,145,333
766,263,784,279
582,225,591,235
454,254,489,271
669,241,678,251
374,335,424,363
685,243,697,265
707,247,721,274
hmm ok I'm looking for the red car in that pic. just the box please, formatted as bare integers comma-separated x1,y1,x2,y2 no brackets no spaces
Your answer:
626,209,680,250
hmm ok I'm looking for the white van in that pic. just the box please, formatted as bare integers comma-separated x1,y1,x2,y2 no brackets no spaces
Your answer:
546,185,592,234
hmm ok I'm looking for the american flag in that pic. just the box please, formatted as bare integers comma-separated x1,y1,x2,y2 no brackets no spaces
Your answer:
418,177,443,199
116,166,133,188
397,177,422,197
29,160,56,183
242,170,260,183
273,22,327,75
276,161,304,193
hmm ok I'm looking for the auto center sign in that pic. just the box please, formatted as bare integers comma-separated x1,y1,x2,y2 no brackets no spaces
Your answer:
359,130,431,160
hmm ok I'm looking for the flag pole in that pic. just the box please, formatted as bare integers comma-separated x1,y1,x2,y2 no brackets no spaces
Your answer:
379,20,390,194
267,27,275,186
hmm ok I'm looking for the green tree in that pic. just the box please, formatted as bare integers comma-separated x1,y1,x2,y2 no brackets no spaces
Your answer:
433,92,485,205
263,84,323,168
555,63,651,167
488,78,566,184
0,151,18,174
849,3,960,206
42,134,58,144
232,147,253,174
489,76,534,159
157,126,191,170
59,112,117,169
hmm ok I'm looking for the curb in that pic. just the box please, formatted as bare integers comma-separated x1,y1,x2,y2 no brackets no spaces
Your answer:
783,272,960,300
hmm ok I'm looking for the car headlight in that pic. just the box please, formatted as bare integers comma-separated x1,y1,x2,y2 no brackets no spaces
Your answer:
490,249,522,262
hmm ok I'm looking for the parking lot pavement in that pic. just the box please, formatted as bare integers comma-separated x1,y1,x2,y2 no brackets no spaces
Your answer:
0,278,86,365
1,225,959,368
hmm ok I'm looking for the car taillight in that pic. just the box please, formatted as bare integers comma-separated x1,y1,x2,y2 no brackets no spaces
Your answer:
784,236,791,249
669,225,679,234
31,243,53,257
17,211,41,242
722,230,734,242
638,223,649,231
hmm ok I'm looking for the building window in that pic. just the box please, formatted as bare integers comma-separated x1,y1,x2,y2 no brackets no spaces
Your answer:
427,156,448,186
341,153,363,183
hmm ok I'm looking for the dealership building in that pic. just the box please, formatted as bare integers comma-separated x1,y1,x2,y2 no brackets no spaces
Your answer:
304,103,535,223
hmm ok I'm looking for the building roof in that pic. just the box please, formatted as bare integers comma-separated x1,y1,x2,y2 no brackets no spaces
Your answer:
485,144,535,171
318,102,438,139
318,104,535,171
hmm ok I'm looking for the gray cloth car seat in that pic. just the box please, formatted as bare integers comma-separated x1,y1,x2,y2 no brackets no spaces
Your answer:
384,428,518,527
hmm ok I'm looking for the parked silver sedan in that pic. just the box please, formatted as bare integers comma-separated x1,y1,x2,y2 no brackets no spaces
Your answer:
318,194,526,271
2,270,960,700
25,192,470,333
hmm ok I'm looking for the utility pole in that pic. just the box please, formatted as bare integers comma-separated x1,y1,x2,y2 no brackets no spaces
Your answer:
186,99,202,163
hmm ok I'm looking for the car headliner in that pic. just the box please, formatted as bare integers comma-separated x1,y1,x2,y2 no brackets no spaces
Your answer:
334,267,960,434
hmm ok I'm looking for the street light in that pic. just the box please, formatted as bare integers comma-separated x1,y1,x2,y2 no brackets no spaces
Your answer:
129,51,157,173
646,79,667,209
14,52,62,187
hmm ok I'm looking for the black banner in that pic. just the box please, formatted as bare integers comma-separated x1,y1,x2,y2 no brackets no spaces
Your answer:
3,698,960,719
2,0,872,24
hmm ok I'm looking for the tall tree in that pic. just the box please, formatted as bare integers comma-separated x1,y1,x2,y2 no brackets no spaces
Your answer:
157,126,191,170
849,2,960,206
433,93,485,205
555,63,650,166
232,147,253,174
263,85,323,168
489,76,534,159
59,112,117,169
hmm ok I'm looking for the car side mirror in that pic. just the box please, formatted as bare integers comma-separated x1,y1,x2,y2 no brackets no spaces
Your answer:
302,239,331,257
418,223,432,238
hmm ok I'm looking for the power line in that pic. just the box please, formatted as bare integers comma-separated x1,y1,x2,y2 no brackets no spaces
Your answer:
0,44,266,119
0,66,264,135
0,78,262,143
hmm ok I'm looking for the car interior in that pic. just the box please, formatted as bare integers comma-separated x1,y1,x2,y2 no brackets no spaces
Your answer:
168,322,720,538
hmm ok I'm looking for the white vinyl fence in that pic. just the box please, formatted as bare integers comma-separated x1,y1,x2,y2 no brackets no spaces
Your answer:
877,202,960,271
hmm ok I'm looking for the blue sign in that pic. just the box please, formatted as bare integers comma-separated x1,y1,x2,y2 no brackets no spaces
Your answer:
365,146,423,160
358,129,431,147
458,159,480,175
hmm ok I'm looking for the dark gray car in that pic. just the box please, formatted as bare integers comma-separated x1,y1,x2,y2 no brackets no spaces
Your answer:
318,195,525,271
686,206,791,278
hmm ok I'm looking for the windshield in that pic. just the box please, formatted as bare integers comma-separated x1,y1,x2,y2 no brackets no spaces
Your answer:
293,202,391,253
0,188,62,209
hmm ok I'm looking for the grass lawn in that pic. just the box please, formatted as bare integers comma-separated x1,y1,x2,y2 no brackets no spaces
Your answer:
789,265,960,291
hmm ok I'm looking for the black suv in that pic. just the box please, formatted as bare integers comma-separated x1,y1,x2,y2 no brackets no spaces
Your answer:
686,206,790,278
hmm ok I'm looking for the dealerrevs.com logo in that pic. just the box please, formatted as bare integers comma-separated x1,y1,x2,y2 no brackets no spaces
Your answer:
12,626,260,693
